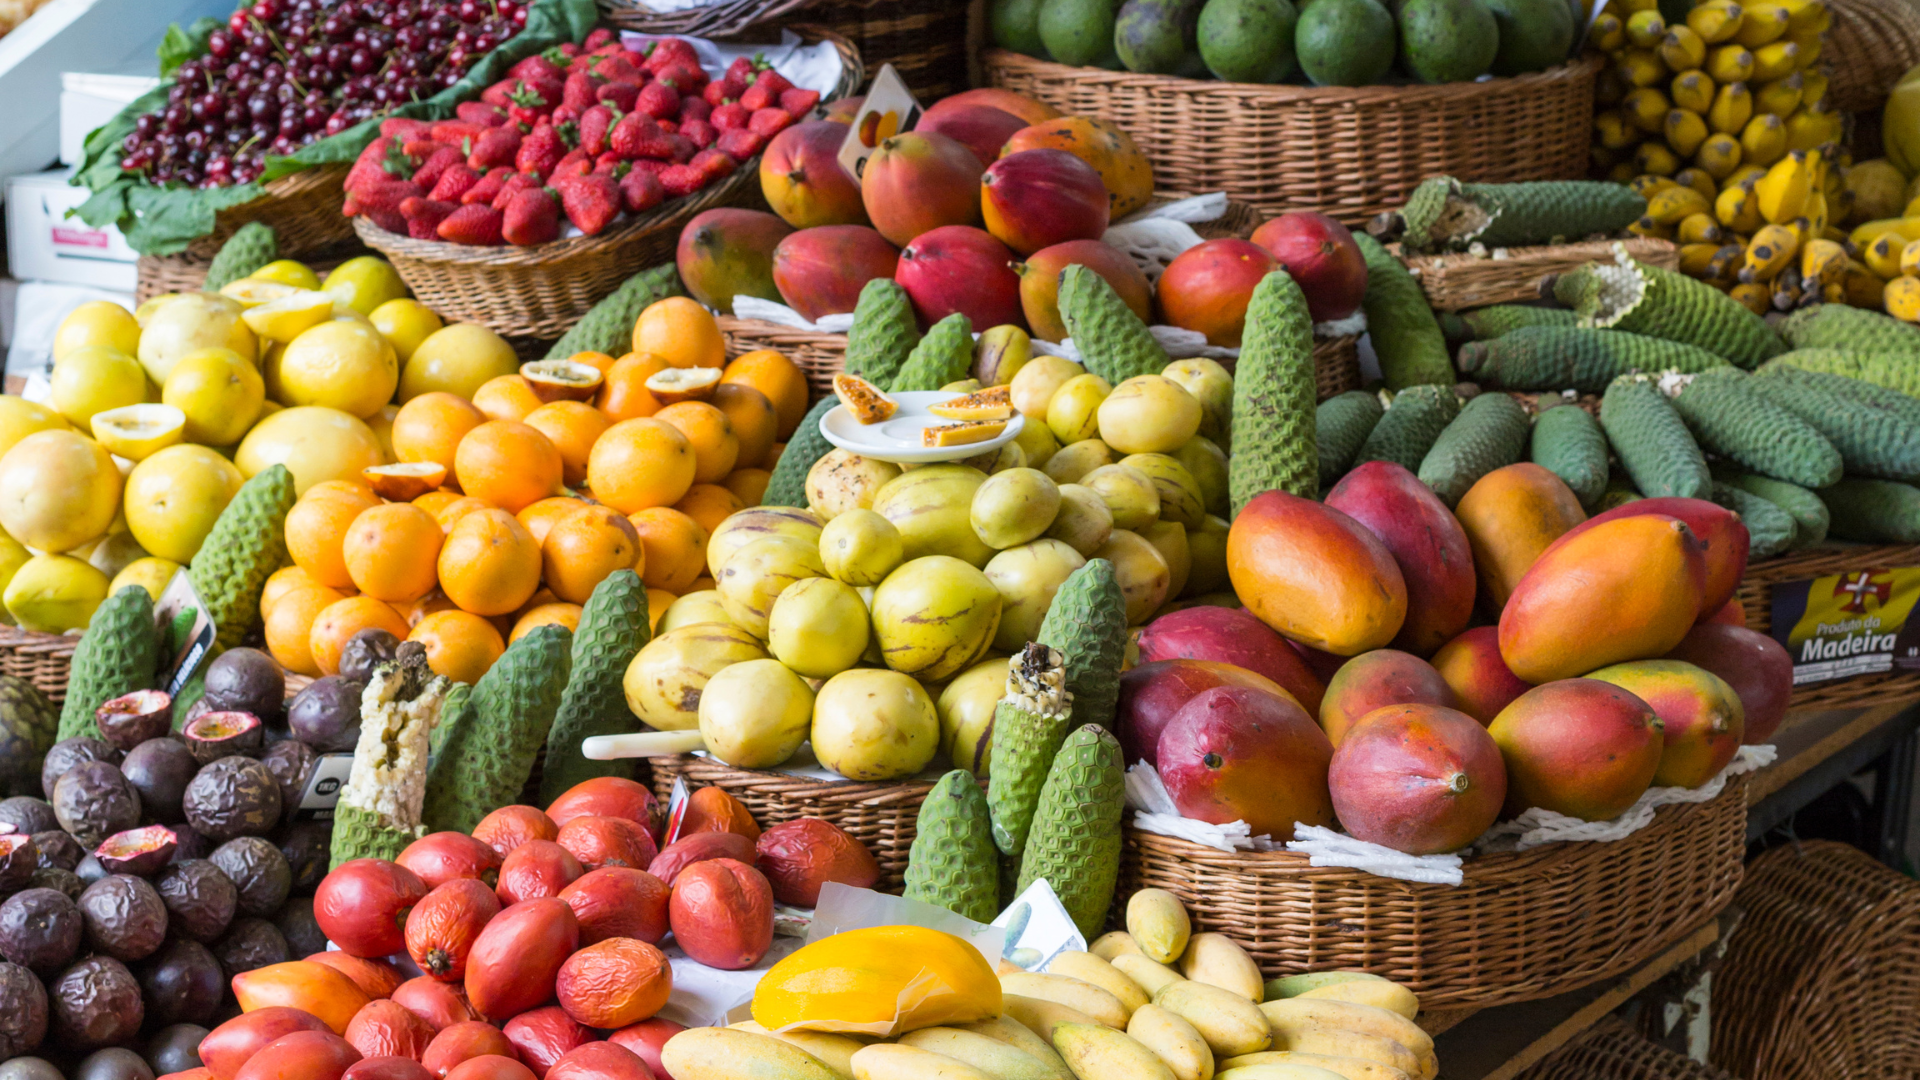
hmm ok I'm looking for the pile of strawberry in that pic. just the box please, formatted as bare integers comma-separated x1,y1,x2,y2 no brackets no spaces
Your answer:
342,28,822,246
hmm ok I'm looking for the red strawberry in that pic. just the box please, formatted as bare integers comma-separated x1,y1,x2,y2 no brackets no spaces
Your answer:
552,153,593,181
610,113,675,159
462,167,513,205
666,131,696,163
680,119,717,150
635,81,681,121
595,152,625,173
401,137,453,158
680,96,712,124
563,70,603,113
654,62,707,93
722,57,756,94
481,78,521,109
468,125,523,170
440,203,505,245
619,167,665,213
621,48,649,69
597,81,641,112
585,27,617,50
353,179,422,220
658,163,709,198
740,69,793,111
555,172,621,236
710,103,749,132
594,55,642,84
508,104,545,129
644,38,699,74
457,101,508,127
559,42,582,57
511,49,567,82
580,105,619,157
747,107,793,139
431,120,488,146
714,127,763,160
690,148,738,181
411,146,466,192
400,196,458,240
429,164,482,203
380,117,433,140
779,88,821,118
502,186,562,245
703,81,732,107
515,76,565,110
346,137,400,194
627,158,671,177
492,172,544,211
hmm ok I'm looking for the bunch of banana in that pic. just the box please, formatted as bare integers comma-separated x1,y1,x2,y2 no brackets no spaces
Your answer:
1854,216,1920,321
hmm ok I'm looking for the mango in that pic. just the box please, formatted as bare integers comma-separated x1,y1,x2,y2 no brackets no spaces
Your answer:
940,88,1064,127
761,120,871,229
852,1043,996,1079
1113,955,1187,999
1664,622,1792,744
772,225,902,322
918,102,1031,167
1586,659,1744,788
1135,605,1327,715
1328,703,1505,854
675,208,793,315
753,925,1002,1037
862,131,987,248
1549,497,1746,618
1159,685,1335,842
1159,239,1280,347
1003,116,1155,218
1323,461,1475,656
898,1027,1070,1080
1453,463,1586,612
897,224,1026,331
983,149,1112,256
1428,626,1532,725
1488,679,1664,821
1048,951,1151,1017
1498,514,1706,683
1019,240,1155,344
1226,492,1407,656
1317,650,1458,747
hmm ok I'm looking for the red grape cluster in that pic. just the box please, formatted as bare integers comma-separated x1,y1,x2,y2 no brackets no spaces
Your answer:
119,0,524,189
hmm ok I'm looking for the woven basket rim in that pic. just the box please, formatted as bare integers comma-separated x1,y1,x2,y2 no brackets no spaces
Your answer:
594,0,817,36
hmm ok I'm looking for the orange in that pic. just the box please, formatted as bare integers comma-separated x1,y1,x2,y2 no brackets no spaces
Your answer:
438,507,543,616
413,490,463,517
632,297,724,370
653,401,739,484
724,468,771,506
568,351,619,376
511,601,583,642
722,349,809,439
472,374,543,422
264,584,345,676
341,502,444,604
674,483,744,536
687,575,718,593
432,495,493,534
309,595,410,675
514,587,560,619
524,401,610,487
587,418,696,513
646,588,676,631
766,442,785,471
711,383,777,471
285,483,384,589
628,507,709,594
390,392,486,472
455,420,563,514
409,609,506,683
261,565,325,618
542,504,642,604
400,590,457,627
597,353,669,421
518,496,589,547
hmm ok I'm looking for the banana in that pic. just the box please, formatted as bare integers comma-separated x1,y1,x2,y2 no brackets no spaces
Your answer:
1630,173,1679,197
897,1029,1074,1080
1644,184,1712,225
1898,238,1920,278
1732,1,1790,45
1001,973,1129,1029
1864,233,1905,278
1664,109,1710,157
1659,26,1708,70
1749,39,1799,81
1623,87,1672,133
1727,162,1767,187
1090,931,1144,962
1127,1005,1215,1080
1804,189,1828,233
1694,133,1743,180
1619,47,1668,87
1179,933,1266,1003
1705,43,1755,83
1843,260,1888,306
850,1043,997,1080
1591,12,1626,51
1715,179,1762,230
1800,69,1828,106
1687,0,1745,43
1771,263,1803,309
1217,1054,1408,1080
1708,80,1753,134
1111,955,1187,1001
1256,1026,1424,1080
1670,69,1716,113
1784,104,1837,151
1678,213,1726,246
1673,167,1718,199
1741,113,1788,166
1625,8,1667,46
1053,1026,1180,1080
1789,30,1820,64
1627,218,1676,239
1781,0,1825,35
1608,161,1641,184
1729,281,1772,314
1755,149,1811,221
1887,276,1920,322
1704,242,1746,282
1635,141,1683,176
1754,72,1803,117
1679,242,1726,276
1800,237,1845,286
1047,951,1150,1018
1739,223,1799,281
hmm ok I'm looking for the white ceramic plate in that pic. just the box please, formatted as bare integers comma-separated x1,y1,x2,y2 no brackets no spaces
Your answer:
820,390,1025,464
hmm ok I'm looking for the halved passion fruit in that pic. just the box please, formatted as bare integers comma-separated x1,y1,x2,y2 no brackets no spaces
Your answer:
522,360,605,403
96,689,176,751
363,462,450,502
644,366,722,404
928,384,1013,421
95,824,179,876
183,710,265,765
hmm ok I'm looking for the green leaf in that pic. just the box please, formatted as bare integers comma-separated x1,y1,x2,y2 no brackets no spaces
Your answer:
157,17,221,77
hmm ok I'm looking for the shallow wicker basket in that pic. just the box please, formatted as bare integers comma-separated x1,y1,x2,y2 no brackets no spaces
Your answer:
1736,543,1920,711
135,250,364,305
1825,0,1920,114
982,51,1599,225
0,628,75,702
1118,773,1748,1010
591,0,815,38
1712,841,1920,1080
1519,1017,1744,1080
1400,237,1679,312
178,163,359,262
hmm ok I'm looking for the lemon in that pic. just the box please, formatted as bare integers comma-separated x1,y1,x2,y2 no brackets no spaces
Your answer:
236,405,385,495
323,256,409,315
0,398,66,461
90,403,186,460
241,289,335,343
276,320,398,418
162,347,266,446
53,301,141,362
50,345,149,429
111,556,182,600
0,430,122,552
370,299,444,363
367,403,399,461
0,531,27,624
248,259,322,290
398,323,520,401
218,278,301,309
84,530,148,580
260,340,287,403
134,293,185,327
4,553,109,632
138,292,256,383
123,443,245,564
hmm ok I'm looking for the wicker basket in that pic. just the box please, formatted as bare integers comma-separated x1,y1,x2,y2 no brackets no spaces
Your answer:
0,628,75,703
134,250,366,305
1712,841,1920,1080
1400,237,1679,312
1736,544,1920,711
591,0,815,38
982,51,1599,224
1825,0,1920,114
180,164,359,262
1519,1017,1743,1080
1118,773,1748,1010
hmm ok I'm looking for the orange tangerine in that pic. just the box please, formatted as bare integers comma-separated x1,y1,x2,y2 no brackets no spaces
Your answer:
597,353,669,421
472,374,543,422
518,496,589,547
674,483,743,536
438,507,542,616
455,420,563,514
722,350,810,439
400,590,457,628
568,351,619,376
646,588,676,631
724,468,771,506
711,383,777,471
432,495,493,534
511,602,583,642
306,478,377,500
264,584,345,676
632,297,724,370
261,565,325,618
628,507,709,594
413,490,463,517
409,609,506,683
285,483,384,589
390,392,486,472
342,502,444,603
653,401,739,484
587,418,696,513
687,575,718,593
542,504,642,604
309,595,410,675
524,400,610,487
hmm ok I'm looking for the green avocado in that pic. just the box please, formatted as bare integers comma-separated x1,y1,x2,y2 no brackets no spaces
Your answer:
1295,0,1396,86
1197,0,1298,82
1038,0,1121,66
1398,0,1499,83
993,0,1052,55
1116,0,1205,74
1484,0,1572,75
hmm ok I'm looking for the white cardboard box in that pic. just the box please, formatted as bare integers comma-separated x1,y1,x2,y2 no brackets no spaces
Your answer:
61,71,158,166
5,168,137,291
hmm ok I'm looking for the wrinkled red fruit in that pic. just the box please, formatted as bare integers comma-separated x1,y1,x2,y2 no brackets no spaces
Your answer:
503,1005,590,1078
608,1018,682,1077
316,859,430,959
667,858,774,970
647,831,756,888
421,1022,515,1077
546,777,660,832
406,878,501,983
345,999,435,1061
755,818,880,906
555,815,658,872
391,976,477,1033
234,1030,362,1080
201,1007,333,1080
344,1058,435,1080
559,867,670,946
464,898,579,1021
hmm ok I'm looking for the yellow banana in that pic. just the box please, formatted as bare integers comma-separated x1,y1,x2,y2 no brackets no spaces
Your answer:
1608,161,1641,184
1678,242,1725,276
1753,73,1803,117
1741,113,1788,166
1740,222,1799,281
1591,12,1627,51
1619,47,1668,87
1784,104,1837,151
1659,26,1708,70
1708,80,1753,133
1678,212,1726,244
1594,110,1639,150
1887,276,1920,322
1771,264,1803,309
1665,109,1710,156
1844,260,1888,307
1804,189,1828,233
1619,0,1660,11
1694,133,1744,179
1645,184,1712,225
1750,39,1799,81
1706,242,1747,282
1673,167,1718,199
1732,2,1790,45
1628,218,1676,239
1706,43,1755,83
1865,233,1905,278
1898,239,1920,278
1688,0,1746,43
1623,87,1672,133
1626,9,1668,46
1789,31,1820,64
1630,173,1678,197
1800,238,1846,286
1755,149,1811,221
1799,70,1828,107
1636,141,1682,176
1781,0,1825,35
1729,281,1772,314
1780,215,1812,251
1716,178,1763,231
1670,69,1716,113
1726,162,1767,187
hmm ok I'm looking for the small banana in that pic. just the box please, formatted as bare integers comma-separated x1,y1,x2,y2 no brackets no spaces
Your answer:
1730,281,1772,314
1789,31,1821,64
1644,184,1712,225
1678,242,1725,277
1665,109,1710,157
1800,238,1846,286
1673,167,1719,199
1630,173,1679,198
1739,222,1800,281
1726,162,1767,188
1883,275,1920,322
1628,218,1676,239
1619,47,1668,87
1659,26,1709,70
1708,80,1754,134
1623,87,1672,133
1678,212,1726,244
1864,233,1905,278
1784,104,1838,151
1800,70,1828,106
1741,112,1788,166
1636,141,1682,176
1771,264,1803,309
1670,69,1716,113
1706,242,1748,282
1754,73,1803,117
1715,178,1763,231
1749,39,1799,81
1804,189,1828,233
1732,1,1791,45
1591,12,1627,50
1706,43,1755,83
1897,239,1920,278
1594,110,1639,150
1688,0,1746,43
1844,260,1888,307
1755,149,1811,221
1626,8,1668,45
1781,0,1825,35
1695,133,1744,180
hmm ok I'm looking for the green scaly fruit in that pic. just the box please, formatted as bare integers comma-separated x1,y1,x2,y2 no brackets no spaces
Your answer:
1036,558,1127,736
430,682,471,758
1017,723,1125,940
1443,304,1580,341
987,642,1076,858
545,264,682,360
1664,368,1843,488
1417,391,1530,506
189,464,295,651
0,675,56,798
1396,177,1644,252
1761,349,1920,399
1598,467,1644,511
202,223,279,292
57,585,158,743
1454,325,1729,392
1354,233,1453,389
1599,374,1711,499
1754,360,1920,426
540,570,651,802
1228,271,1317,516
423,624,573,835
1356,384,1459,472
1777,304,1920,358
1059,265,1171,383
1744,366,1920,480
1552,254,1785,367
845,278,922,386
1530,403,1609,508
1819,479,1920,543
904,769,1002,922
331,647,452,866
1711,463,1829,547
763,397,838,508
1711,482,1796,558
1316,390,1384,489
889,313,975,392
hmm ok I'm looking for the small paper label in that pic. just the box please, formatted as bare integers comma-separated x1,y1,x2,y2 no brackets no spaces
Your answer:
662,776,693,847
1769,565,1920,684
154,570,215,697
993,879,1086,971
836,64,923,186
294,753,355,821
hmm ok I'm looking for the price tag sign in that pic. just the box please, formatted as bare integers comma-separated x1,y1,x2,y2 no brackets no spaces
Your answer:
154,570,215,697
836,64,924,185
1769,565,1920,684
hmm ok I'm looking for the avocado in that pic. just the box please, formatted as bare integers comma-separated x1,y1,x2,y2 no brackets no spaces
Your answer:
1485,0,1572,74
1399,0,1499,83
993,0,1052,55
1295,0,1397,85
1198,0,1298,81
1038,0,1120,66
1117,0,1205,73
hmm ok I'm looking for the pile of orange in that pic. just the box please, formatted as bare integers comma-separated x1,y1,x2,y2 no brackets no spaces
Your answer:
260,299,812,684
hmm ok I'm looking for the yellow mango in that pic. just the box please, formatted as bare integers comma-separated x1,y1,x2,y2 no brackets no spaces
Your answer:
753,926,1002,1037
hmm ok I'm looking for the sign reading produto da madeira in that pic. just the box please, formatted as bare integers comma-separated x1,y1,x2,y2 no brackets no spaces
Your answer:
1770,567,1920,685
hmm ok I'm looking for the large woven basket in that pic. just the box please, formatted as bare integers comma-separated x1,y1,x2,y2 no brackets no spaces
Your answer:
1401,237,1678,312
1119,774,1748,1009
1825,0,1920,114
1519,1017,1743,1080
180,164,359,262
591,0,815,38
135,250,365,305
1736,543,1920,711
0,628,75,703
982,51,1599,224
1712,841,1920,1080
